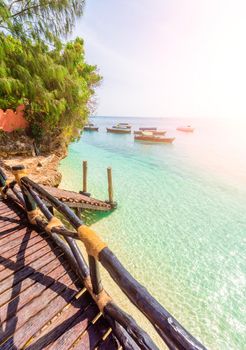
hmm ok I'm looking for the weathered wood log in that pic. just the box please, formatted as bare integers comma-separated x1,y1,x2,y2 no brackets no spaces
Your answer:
103,316,139,350
99,248,206,350
51,227,78,239
21,176,82,229
104,302,159,350
25,185,52,220
10,186,25,206
3,190,24,209
0,172,6,188
107,167,113,204
0,168,7,181
75,207,82,219
83,160,88,193
12,165,37,212
154,324,182,350
23,183,89,280
88,255,103,295
35,216,88,283
65,236,89,279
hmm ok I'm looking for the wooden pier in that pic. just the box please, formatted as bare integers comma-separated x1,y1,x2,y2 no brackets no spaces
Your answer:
41,185,113,211
0,164,207,350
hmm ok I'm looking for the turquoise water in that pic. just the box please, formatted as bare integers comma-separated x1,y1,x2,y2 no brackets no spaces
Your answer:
60,117,246,349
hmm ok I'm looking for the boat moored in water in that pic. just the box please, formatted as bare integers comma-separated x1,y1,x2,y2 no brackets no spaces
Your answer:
84,123,99,131
117,122,131,129
134,130,166,135
139,127,157,131
107,127,131,134
176,125,194,132
134,132,175,144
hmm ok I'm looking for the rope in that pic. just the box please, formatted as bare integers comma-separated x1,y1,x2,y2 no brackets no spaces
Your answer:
5,179,12,187
84,276,112,312
0,179,13,199
12,169,27,184
27,208,42,225
77,225,107,259
96,289,112,312
45,216,63,233
0,187,7,199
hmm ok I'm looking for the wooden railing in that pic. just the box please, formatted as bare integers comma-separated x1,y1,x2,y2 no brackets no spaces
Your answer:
0,165,207,350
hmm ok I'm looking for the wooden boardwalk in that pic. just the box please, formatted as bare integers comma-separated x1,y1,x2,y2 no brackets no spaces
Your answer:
42,186,113,211
0,198,118,350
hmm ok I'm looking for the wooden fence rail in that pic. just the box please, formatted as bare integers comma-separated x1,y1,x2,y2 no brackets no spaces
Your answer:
0,164,207,350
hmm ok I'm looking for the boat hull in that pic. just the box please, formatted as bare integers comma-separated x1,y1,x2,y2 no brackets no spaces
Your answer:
134,130,166,135
84,127,99,131
134,136,175,143
139,127,157,131
107,128,131,134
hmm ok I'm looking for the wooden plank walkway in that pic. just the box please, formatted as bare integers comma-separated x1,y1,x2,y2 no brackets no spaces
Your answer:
40,186,112,212
0,198,119,350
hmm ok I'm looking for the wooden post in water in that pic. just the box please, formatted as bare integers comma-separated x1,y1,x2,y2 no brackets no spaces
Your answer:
107,167,117,208
107,167,113,204
80,160,90,196
83,160,87,193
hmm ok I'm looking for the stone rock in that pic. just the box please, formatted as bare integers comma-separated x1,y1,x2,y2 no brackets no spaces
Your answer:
0,130,68,187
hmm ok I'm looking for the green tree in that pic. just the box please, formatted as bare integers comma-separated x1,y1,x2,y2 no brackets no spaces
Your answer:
0,1,102,147
0,34,101,143
0,0,85,41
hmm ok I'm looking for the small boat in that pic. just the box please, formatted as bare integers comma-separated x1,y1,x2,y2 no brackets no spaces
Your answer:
107,127,131,134
117,123,131,129
84,123,99,131
139,127,157,131
134,130,166,135
134,132,175,144
176,125,194,132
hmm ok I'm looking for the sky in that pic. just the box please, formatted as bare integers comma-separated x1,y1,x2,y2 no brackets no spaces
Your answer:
74,0,246,118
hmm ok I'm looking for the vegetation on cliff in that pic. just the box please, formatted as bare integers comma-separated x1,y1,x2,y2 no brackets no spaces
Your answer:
0,1,101,145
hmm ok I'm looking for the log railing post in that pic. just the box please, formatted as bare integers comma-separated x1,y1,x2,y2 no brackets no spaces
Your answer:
88,255,103,295
21,181,90,280
0,170,7,199
12,165,37,213
0,170,6,188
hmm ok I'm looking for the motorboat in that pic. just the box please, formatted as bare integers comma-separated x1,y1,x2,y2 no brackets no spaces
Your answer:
134,130,166,135
116,123,131,129
84,123,99,131
107,127,131,134
134,132,175,143
139,127,157,131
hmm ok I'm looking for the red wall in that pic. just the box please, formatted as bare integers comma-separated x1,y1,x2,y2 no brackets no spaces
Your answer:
0,105,28,132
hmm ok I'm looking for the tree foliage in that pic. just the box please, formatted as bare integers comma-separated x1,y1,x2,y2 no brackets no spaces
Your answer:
0,34,101,142
0,0,85,41
0,1,102,145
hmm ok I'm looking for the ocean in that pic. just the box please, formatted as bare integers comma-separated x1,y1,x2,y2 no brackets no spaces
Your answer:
59,117,246,349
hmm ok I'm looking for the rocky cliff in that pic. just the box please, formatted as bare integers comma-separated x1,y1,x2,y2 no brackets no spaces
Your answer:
0,131,67,187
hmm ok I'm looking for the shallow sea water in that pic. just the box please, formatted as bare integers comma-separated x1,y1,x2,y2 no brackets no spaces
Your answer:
60,117,246,349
